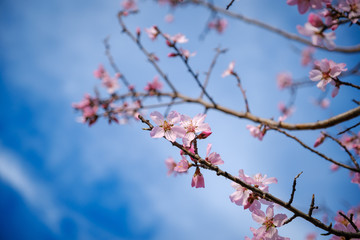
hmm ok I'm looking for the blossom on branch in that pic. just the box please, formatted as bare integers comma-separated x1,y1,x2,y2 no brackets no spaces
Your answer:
150,111,186,142
180,113,211,147
250,206,288,240
145,26,159,40
276,72,293,89
205,144,224,165
297,23,336,50
222,61,235,77
192,167,205,188
287,0,327,14
144,76,163,95
208,18,228,33
309,58,347,91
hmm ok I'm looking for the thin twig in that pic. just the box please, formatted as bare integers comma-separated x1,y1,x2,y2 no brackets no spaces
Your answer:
309,194,318,217
117,12,179,95
339,212,360,233
287,171,303,206
323,132,360,170
199,47,227,99
338,122,360,135
232,72,250,113
270,127,360,172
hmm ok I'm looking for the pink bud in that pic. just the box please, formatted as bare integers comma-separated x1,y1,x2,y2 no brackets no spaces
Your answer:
136,27,141,36
168,52,178,57
308,13,324,27
198,131,212,139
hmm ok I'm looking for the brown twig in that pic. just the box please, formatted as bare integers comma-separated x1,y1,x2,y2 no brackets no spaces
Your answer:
232,72,250,113
199,47,227,99
309,194,318,217
339,212,360,233
287,171,303,206
338,122,360,135
323,132,360,170
270,127,360,172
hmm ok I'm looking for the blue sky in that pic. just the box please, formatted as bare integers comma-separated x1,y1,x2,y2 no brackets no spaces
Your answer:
0,0,360,239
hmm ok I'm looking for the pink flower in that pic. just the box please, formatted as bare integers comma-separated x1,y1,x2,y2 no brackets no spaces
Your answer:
165,33,188,45
319,98,330,108
230,170,277,211
222,61,235,77
246,125,265,141
314,132,326,147
198,131,212,139
180,113,211,147
205,144,224,165
145,26,159,40
251,206,288,239
338,0,360,23
165,157,177,176
297,23,336,50
174,155,190,173
330,163,339,171
191,167,205,188
208,18,228,33
351,171,360,187
144,76,163,94
309,59,347,91
102,74,120,94
179,48,196,60
164,14,174,23
121,0,137,10
149,111,186,142
94,64,105,78
276,72,293,89
287,0,325,14
306,233,317,240
72,94,99,126
301,47,315,66
308,13,324,27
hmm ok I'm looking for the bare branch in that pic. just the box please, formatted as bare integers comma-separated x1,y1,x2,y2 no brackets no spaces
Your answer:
287,171,303,206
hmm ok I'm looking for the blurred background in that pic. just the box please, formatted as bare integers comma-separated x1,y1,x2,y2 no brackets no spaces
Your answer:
1,0,359,239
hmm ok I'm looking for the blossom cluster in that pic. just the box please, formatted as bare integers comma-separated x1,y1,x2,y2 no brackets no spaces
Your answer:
152,111,222,188
229,170,289,239
330,206,360,240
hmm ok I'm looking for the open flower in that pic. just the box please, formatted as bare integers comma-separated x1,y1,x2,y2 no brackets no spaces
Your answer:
251,206,288,239
297,23,336,50
180,113,211,147
309,59,347,91
205,144,224,165
222,61,235,77
150,111,186,142
144,76,163,94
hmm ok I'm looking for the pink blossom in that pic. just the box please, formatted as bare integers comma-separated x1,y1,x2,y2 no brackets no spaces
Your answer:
145,26,159,40
72,94,99,126
174,155,190,173
205,144,224,165
165,33,188,44
297,23,336,50
308,13,324,27
121,0,137,10
164,14,174,23
276,72,293,89
180,113,211,147
149,111,186,142
94,64,105,78
165,157,177,176
330,163,340,171
191,167,205,188
314,133,326,147
319,98,330,108
230,170,277,211
208,18,228,33
198,131,212,139
305,232,317,240
309,59,347,91
338,0,360,23
247,125,265,141
101,74,120,94
301,47,315,66
179,48,196,60
287,0,325,14
351,171,360,187
332,86,340,98
222,61,235,78
144,76,163,94
251,206,288,239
